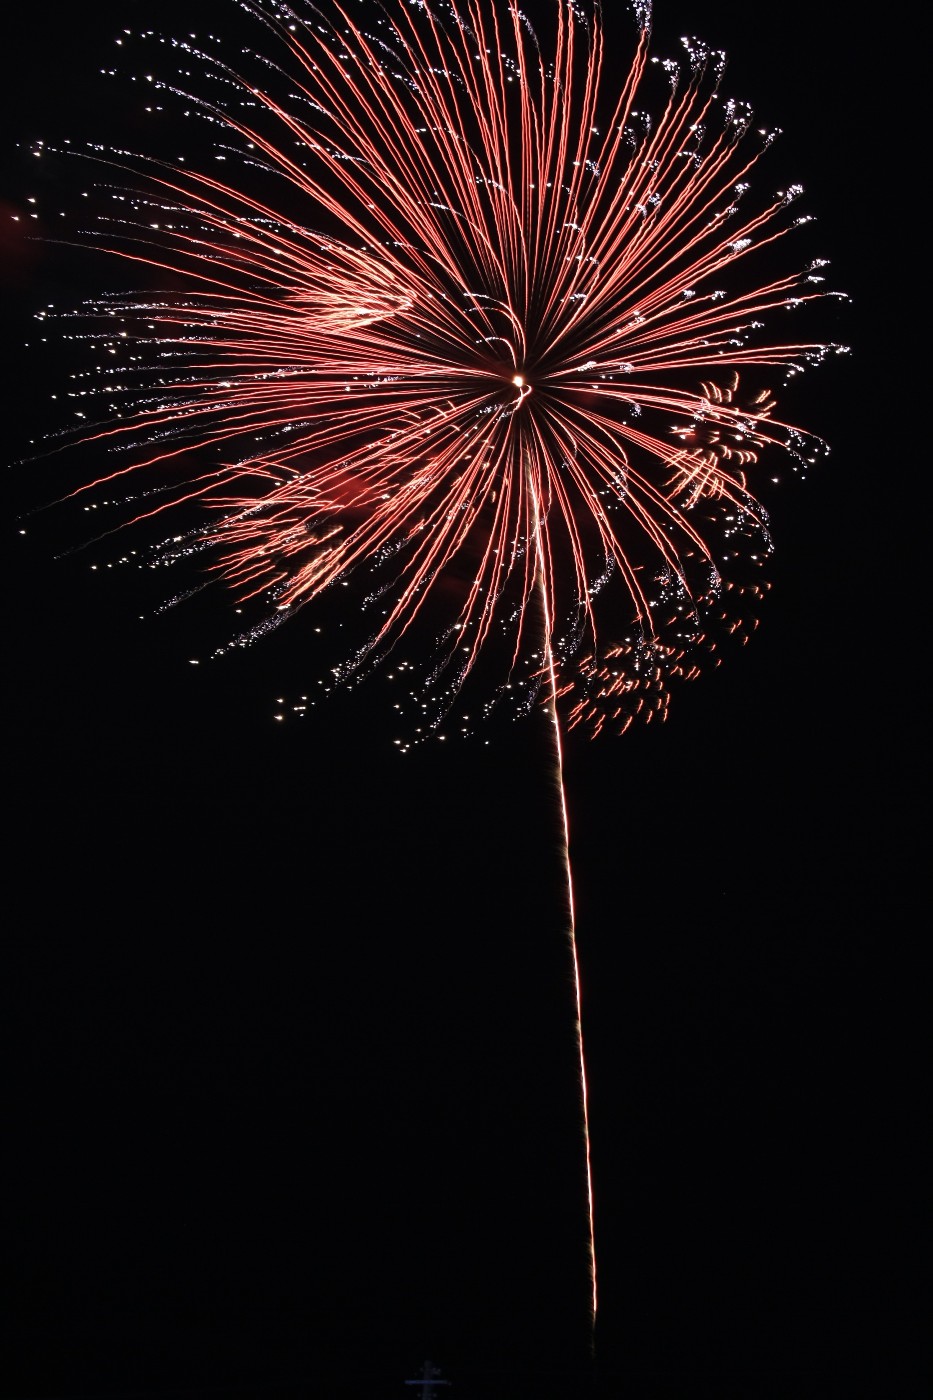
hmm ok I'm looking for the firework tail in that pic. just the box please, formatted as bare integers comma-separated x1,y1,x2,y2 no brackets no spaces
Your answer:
528,456,597,1332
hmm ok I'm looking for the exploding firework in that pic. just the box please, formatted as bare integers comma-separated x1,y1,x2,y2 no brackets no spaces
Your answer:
31,0,844,746
23,0,846,1331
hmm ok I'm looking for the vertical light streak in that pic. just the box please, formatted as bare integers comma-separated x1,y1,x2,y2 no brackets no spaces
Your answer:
526,444,597,1329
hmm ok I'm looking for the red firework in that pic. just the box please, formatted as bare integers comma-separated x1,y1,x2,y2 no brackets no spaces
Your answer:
44,0,845,741
24,1,850,1328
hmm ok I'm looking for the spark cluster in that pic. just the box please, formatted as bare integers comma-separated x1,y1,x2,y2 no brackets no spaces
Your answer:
29,0,846,738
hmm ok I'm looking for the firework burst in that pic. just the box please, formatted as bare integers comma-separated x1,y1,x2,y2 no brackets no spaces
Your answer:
24,0,847,1333
34,0,845,744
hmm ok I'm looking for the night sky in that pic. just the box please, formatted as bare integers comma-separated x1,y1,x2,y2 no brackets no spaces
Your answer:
3,3,922,1398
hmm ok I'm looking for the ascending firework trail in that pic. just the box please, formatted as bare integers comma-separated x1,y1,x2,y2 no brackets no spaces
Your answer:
526,433,596,1323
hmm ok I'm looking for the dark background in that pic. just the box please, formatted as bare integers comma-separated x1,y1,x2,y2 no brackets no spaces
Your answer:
3,2,922,1397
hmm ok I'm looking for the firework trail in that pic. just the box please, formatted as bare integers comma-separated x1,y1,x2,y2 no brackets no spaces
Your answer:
28,0,846,1331
527,446,595,1317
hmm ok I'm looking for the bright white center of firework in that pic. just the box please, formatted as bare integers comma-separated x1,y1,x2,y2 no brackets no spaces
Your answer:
513,374,524,386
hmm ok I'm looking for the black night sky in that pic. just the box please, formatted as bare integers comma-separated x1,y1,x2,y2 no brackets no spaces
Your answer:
3,3,922,1398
